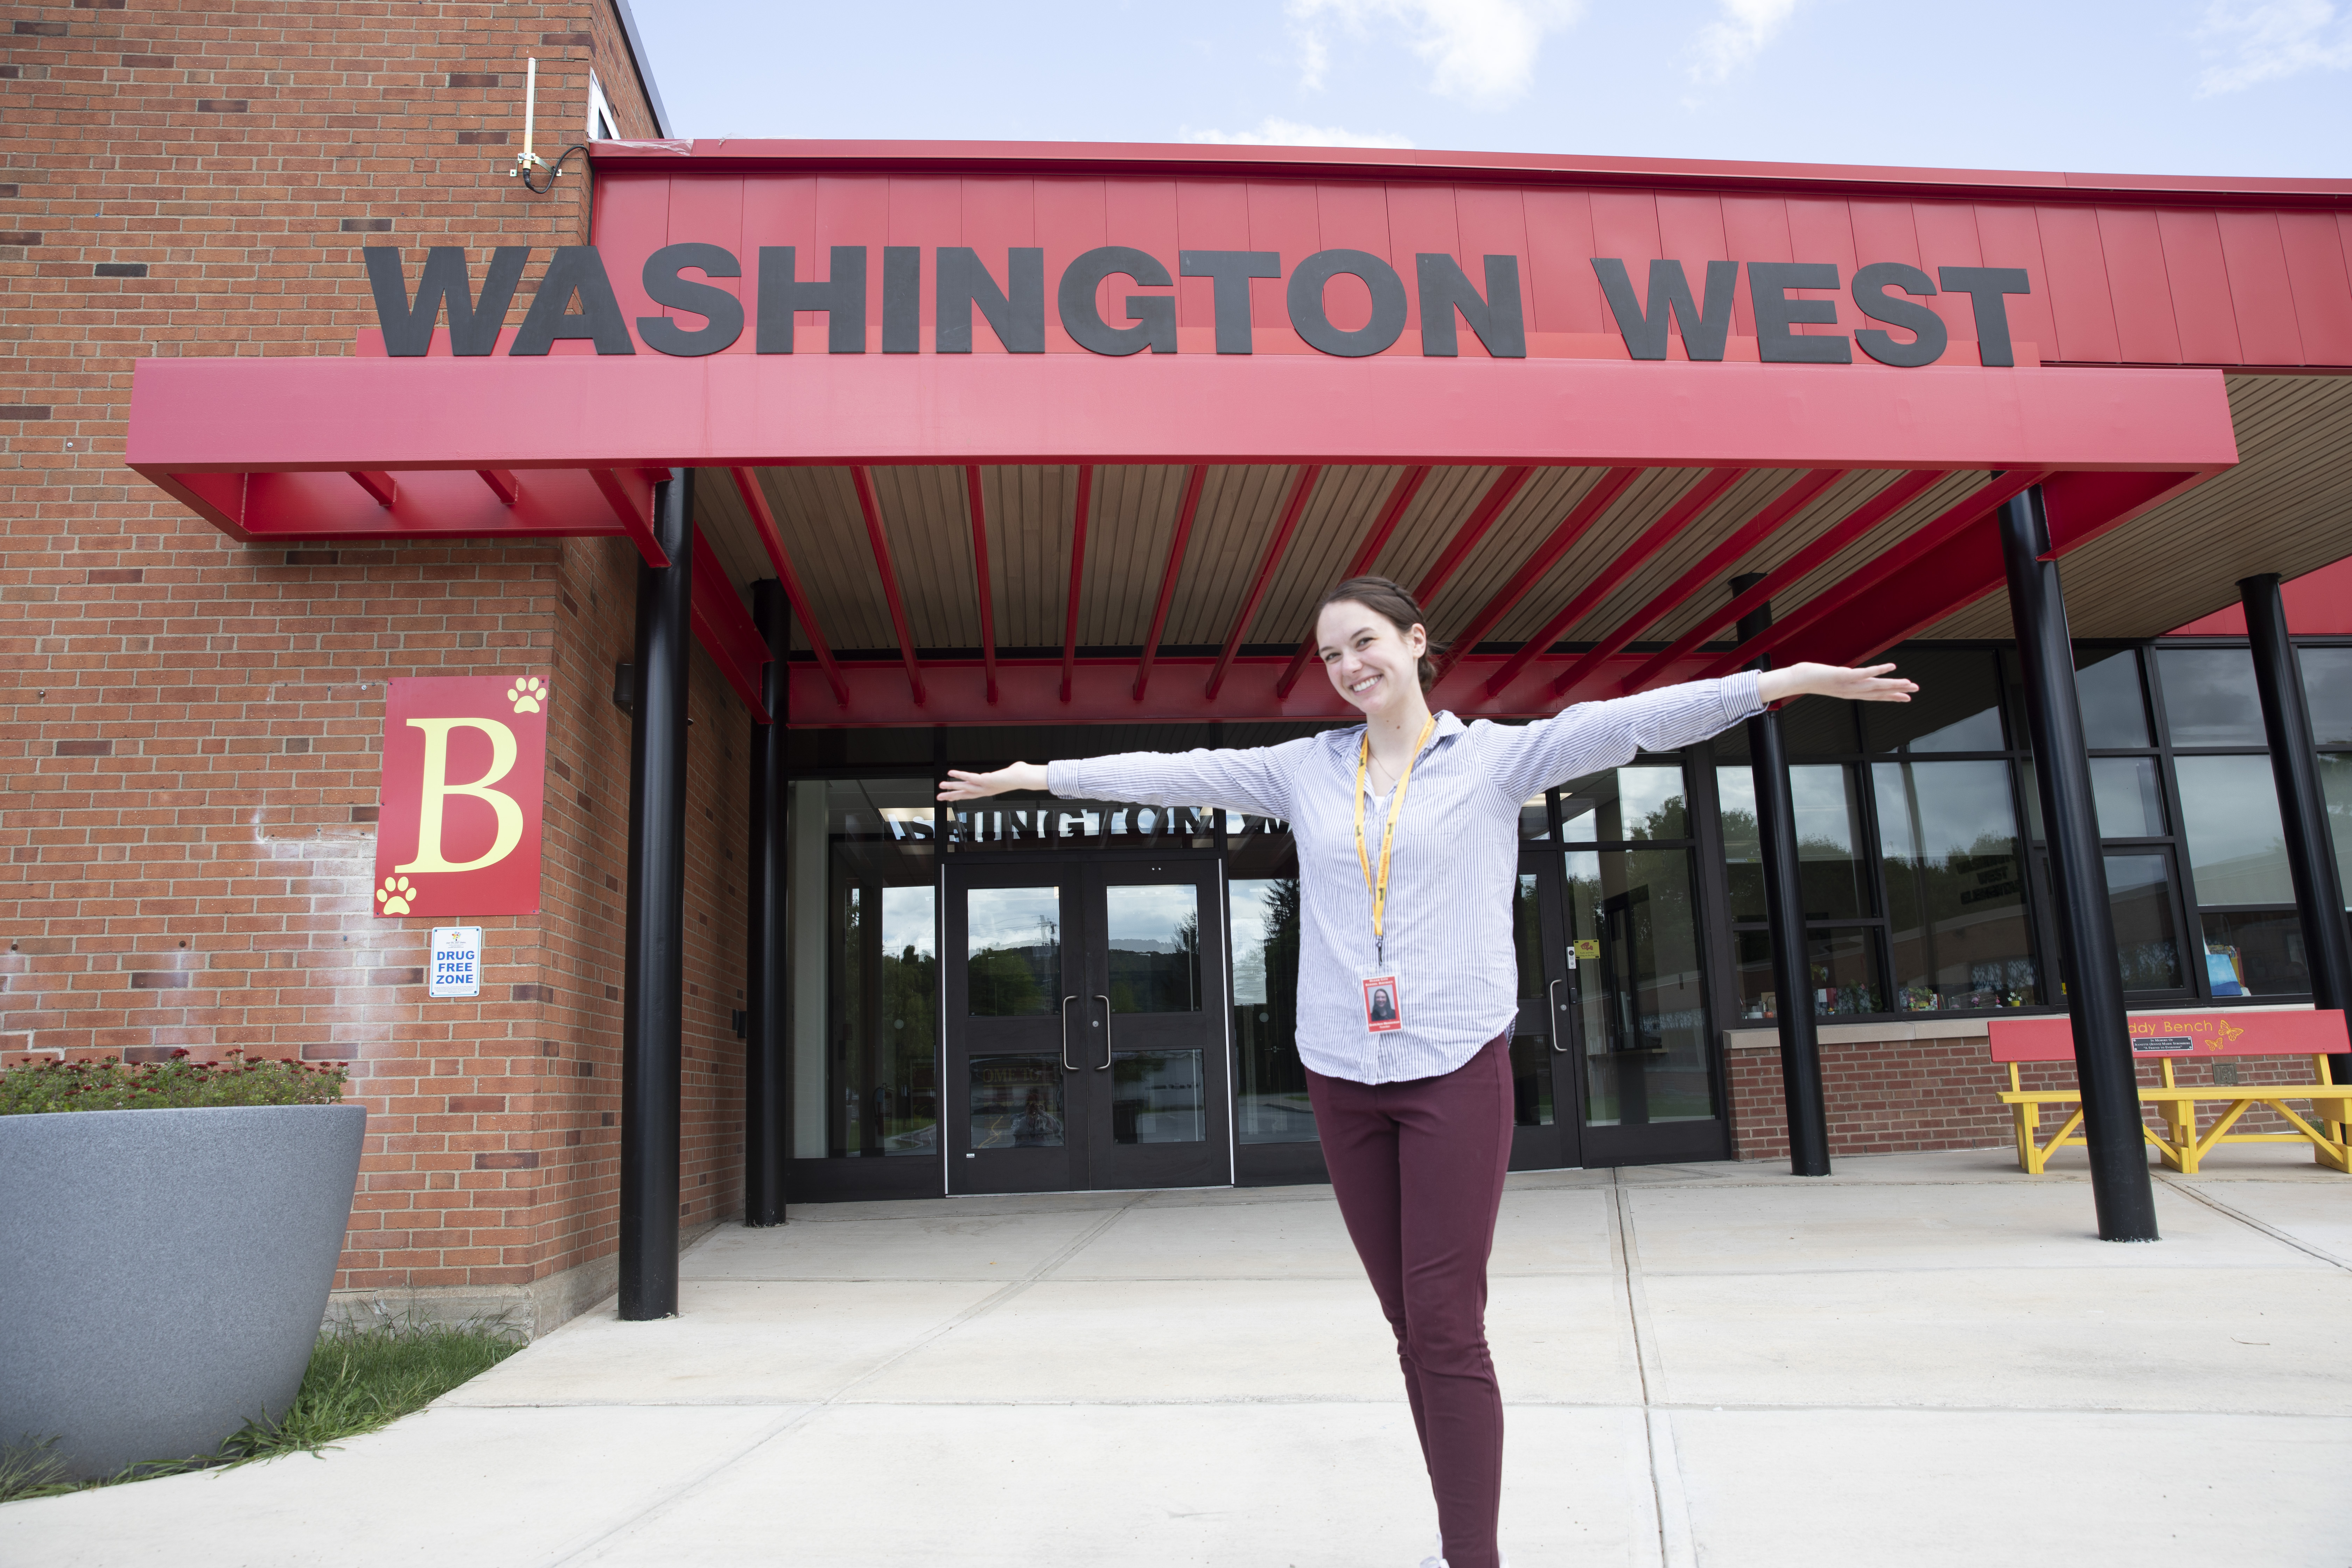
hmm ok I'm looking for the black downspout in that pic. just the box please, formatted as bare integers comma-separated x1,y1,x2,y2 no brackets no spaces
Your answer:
1732,573,1832,1176
744,579,790,1226
620,470,695,1318
2239,573,2352,1087
1998,485,2159,1242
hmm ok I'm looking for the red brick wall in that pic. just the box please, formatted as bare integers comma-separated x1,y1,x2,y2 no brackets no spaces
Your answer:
1,2,750,1309
1727,1035,2331,1164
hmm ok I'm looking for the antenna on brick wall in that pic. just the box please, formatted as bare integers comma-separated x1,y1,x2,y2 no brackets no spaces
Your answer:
512,58,550,179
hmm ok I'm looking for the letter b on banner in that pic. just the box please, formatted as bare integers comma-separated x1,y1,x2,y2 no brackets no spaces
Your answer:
374,676,551,917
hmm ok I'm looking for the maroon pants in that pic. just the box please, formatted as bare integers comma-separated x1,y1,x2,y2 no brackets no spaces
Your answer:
1307,1034,1514,1568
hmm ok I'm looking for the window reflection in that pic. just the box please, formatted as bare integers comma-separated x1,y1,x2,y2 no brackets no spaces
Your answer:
2089,757,2166,838
1102,883,1201,1014
1508,871,1554,1127
1716,765,1872,919
2156,647,2268,747
2073,649,2151,749
2322,755,2352,912
2174,754,2293,905
966,886,1060,1017
1230,818,1313,1144
1861,649,2005,753
2198,910,2308,996
1872,761,2039,1011
1561,765,1686,842
826,780,939,1159
2104,852,2185,992
2298,648,2352,748
1111,1050,1206,1144
968,1055,1065,1149
1563,847,1713,1126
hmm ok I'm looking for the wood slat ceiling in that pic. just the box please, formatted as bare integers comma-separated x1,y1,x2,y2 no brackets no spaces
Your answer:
1924,373,2352,640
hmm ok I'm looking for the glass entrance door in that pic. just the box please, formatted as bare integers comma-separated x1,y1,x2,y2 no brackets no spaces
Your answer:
1508,851,1583,1170
946,858,1230,1195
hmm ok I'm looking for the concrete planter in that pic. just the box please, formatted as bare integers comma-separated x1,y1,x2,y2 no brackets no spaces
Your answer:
0,1102,366,1479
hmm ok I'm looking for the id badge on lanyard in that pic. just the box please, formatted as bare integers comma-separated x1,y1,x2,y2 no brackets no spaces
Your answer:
1354,715,1435,1037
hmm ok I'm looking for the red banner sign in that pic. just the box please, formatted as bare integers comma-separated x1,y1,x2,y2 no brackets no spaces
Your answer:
373,674,550,918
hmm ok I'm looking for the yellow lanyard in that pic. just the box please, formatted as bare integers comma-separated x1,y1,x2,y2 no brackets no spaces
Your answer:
1354,714,1437,961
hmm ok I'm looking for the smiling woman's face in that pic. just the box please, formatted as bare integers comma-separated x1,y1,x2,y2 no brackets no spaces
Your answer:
1316,599,1427,717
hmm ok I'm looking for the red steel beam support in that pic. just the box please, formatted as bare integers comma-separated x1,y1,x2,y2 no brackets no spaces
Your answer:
852,465,925,706
1412,465,1532,605
965,464,999,705
1133,463,1208,701
590,467,671,567
688,534,773,724
1274,463,1430,699
729,465,848,707
1060,464,1094,704
1481,466,1746,697
1206,463,1322,700
1701,469,2051,679
1437,466,1642,680
1543,467,1844,698
476,468,519,504
1620,467,1951,691
348,470,397,506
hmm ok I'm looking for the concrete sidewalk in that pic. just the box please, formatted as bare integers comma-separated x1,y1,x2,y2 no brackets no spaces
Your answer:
7,1145,2350,1567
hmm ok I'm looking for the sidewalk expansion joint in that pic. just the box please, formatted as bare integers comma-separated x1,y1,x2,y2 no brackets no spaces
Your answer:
2156,1174,2351,1272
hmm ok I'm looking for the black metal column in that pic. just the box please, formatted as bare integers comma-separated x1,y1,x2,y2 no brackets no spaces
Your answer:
2239,573,2352,1086
1999,485,2159,1241
1731,573,1831,1176
743,579,790,1226
620,470,695,1318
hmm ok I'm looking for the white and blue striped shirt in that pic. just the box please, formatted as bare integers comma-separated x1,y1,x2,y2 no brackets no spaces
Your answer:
1046,673,1764,1085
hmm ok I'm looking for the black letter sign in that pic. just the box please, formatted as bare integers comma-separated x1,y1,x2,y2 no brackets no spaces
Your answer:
1178,250,1280,354
1416,254,1526,358
511,247,636,356
1288,250,1407,358
1849,262,1946,368
1592,259,1737,360
1937,267,2032,367
365,246,528,356
756,246,867,354
937,248,1045,354
1749,262,1851,364
1058,247,1177,355
639,243,744,357
882,247,921,354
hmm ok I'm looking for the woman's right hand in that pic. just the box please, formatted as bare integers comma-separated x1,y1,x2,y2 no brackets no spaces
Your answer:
938,762,1049,801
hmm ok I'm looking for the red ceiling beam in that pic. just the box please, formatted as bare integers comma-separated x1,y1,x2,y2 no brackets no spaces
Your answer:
590,467,670,567
688,534,772,724
1412,465,1532,605
1541,467,1843,698
1060,464,1094,704
1437,466,1641,680
475,468,519,504
851,465,925,706
1134,463,1208,702
1274,463,1430,699
348,470,397,506
964,464,999,705
1702,469,2051,679
1480,466,1746,698
1620,467,1951,691
1206,463,1323,700
728,466,848,708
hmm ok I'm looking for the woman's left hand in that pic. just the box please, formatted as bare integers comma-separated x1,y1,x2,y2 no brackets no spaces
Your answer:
1755,662,1919,705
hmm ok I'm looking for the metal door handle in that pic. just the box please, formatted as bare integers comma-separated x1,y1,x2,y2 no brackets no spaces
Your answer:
1094,994,1113,1070
1060,994,1079,1072
1548,978,1569,1052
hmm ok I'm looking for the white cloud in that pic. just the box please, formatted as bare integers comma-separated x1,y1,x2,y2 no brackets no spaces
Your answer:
1286,0,1583,107
1688,0,1800,84
2194,0,2352,94
1186,117,1416,148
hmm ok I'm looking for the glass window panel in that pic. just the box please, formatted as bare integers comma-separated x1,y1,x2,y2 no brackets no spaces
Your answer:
1561,847,1715,1126
1231,864,1314,1145
1861,649,2005,753
1731,929,1777,1020
2299,647,2352,747
2073,649,2151,749
945,793,1058,850
2174,754,2294,905
2105,852,2185,992
2198,910,2308,998
1520,794,1553,842
1713,766,1871,920
1710,695,1854,761
966,886,1061,1016
1560,765,1688,843
1102,883,1202,1013
968,1056,1066,1148
2089,756,2166,839
1715,768,1766,924
2323,755,2352,912
1512,872,1547,1001
1872,761,2040,1012
1111,1050,1206,1144
1806,927,1885,1016
825,780,939,1159
2156,646,2268,747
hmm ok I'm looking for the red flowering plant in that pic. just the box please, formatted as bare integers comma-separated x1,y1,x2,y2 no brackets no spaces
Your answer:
0,1049,346,1115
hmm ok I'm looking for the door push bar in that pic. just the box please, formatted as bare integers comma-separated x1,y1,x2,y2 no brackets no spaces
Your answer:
1095,994,1113,1071
1060,994,1079,1072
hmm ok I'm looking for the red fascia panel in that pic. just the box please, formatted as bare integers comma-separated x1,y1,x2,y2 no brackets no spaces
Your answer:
727,466,848,707
123,356,2243,476
850,464,925,706
2169,554,2352,636
587,138,2352,209
1274,463,1430,699
688,535,772,724
173,467,636,545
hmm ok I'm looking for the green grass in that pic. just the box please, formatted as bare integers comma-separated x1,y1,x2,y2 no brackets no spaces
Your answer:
1,1320,524,1503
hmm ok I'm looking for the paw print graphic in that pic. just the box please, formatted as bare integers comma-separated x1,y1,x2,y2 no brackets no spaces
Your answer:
376,875,415,916
508,677,547,714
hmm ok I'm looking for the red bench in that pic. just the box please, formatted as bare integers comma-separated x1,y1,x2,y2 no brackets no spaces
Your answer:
1987,1009,2351,1175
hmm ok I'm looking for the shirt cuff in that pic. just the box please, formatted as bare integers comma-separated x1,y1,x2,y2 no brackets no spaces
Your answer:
1721,669,1765,724
1045,759,1085,798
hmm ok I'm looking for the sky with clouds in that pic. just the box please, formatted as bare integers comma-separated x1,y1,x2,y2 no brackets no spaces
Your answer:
625,0,2348,177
